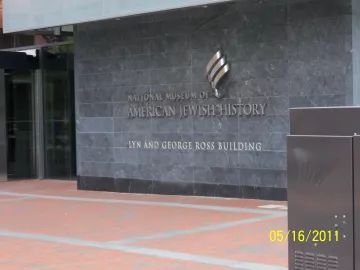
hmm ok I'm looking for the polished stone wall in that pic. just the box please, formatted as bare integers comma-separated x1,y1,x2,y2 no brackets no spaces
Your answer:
74,0,353,200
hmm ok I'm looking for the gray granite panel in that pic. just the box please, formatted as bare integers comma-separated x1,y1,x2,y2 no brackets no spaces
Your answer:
113,163,194,182
110,40,150,57
191,29,257,50
238,115,289,134
289,95,346,108
238,78,290,98
75,0,355,193
125,55,152,71
191,67,208,83
113,103,129,118
114,148,153,164
139,18,196,38
149,35,190,54
113,163,146,179
78,147,114,162
194,117,239,134
77,58,126,75
236,5,287,27
151,67,191,85
77,133,114,147
261,25,288,43
295,35,352,63
194,150,240,168
76,88,115,103
78,55,152,73
288,59,352,80
239,151,287,170
155,164,194,182
240,169,287,188
113,70,150,86
150,51,192,69
151,117,193,134
80,162,114,178
78,73,114,88
289,16,352,40
229,60,289,81
78,103,113,117
114,118,152,133
194,167,241,185
288,0,351,22
151,149,194,166
235,42,289,62
290,73,352,96
75,42,114,61
76,118,114,133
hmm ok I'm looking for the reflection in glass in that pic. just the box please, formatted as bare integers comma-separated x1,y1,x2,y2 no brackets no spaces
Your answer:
43,46,75,180
0,28,73,50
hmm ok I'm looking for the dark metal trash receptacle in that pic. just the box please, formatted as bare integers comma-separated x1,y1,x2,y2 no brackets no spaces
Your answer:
287,106,360,270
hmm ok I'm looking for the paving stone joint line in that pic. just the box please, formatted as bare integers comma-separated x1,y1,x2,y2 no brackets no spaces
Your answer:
0,191,287,215
106,214,285,245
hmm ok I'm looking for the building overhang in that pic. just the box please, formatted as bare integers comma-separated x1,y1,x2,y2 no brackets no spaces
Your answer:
2,0,233,33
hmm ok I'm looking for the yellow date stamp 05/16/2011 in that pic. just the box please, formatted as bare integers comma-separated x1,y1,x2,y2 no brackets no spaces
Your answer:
269,230,339,243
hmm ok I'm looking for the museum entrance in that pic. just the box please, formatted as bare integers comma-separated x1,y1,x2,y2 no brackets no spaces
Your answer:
6,69,36,179
0,47,76,182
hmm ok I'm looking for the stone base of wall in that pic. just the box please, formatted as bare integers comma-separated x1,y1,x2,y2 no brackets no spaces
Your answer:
77,176,287,201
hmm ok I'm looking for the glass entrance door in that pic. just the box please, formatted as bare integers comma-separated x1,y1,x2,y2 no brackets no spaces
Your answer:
0,48,75,182
6,70,36,179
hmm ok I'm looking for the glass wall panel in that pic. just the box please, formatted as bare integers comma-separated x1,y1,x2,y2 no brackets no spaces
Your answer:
42,46,76,180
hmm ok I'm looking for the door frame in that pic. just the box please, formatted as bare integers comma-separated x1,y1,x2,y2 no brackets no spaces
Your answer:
0,51,39,182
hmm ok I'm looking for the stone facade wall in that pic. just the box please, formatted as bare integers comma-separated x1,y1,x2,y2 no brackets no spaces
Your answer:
74,0,353,200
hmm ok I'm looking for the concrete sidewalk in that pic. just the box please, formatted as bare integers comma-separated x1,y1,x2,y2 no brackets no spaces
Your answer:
0,180,288,269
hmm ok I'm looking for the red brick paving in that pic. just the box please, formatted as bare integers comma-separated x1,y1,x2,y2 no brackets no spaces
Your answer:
0,195,20,200
0,180,287,208
0,198,258,241
0,238,230,270
137,216,288,267
0,180,288,269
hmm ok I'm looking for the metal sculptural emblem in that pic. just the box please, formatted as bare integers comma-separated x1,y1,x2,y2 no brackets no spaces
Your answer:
205,49,230,98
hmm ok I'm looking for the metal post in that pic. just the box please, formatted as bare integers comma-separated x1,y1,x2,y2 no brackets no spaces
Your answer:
34,65,45,179
0,69,7,182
